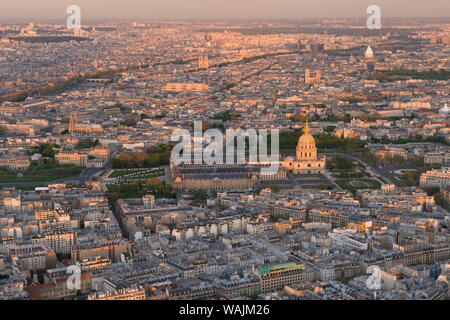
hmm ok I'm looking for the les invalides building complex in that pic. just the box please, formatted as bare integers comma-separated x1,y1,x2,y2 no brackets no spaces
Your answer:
171,122,328,192
281,121,326,174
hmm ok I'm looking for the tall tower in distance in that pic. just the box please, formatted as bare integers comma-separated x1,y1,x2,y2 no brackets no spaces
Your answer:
69,112,77,134
198,56,209,69
305,69,321,83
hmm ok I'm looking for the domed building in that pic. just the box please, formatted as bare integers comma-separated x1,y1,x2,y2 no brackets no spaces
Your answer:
170,119,329,192
364,46,376,73
365,46,374,60
281,121,326,174
439,103,449,115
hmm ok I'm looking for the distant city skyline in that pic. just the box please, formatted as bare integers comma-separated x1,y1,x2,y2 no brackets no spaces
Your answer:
1,0,450,22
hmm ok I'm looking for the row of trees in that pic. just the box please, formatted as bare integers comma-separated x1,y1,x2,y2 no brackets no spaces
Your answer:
112,144,173,168
323,114,353,123
289,114,320,123
268,130,366,153
402,165,441,187
314,133,366,152
391,135,449,146
370,134,449,146
107,179,174,203
213,110,241,122
122,112,171,127
290,111,401,124
28,143,58,158
335,179,381,195
326,156,356,171
370,69,450,82
76,138,99,149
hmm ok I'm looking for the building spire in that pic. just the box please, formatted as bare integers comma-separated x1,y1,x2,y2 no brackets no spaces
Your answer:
69,112,74,133
69,111,78,134
304,114,309,135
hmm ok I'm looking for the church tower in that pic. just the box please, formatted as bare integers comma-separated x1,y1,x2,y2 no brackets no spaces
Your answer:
69,112,77,134
198,56,209,69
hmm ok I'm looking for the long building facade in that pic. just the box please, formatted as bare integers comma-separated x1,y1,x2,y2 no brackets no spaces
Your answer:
171,122,326,191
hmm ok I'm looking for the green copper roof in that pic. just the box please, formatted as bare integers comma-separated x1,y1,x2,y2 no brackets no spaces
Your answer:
258,262,305,275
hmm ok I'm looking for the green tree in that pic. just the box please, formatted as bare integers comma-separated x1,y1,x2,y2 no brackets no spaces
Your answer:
194,190,208,204
318,182,328,190
270,185,281,193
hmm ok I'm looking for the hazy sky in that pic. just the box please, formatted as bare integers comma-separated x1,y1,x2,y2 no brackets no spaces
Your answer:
1,0,449,22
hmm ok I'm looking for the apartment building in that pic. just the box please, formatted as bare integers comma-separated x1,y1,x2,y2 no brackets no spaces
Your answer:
31,232,76,254
256,262,314,293
0,157,30,171
11,245,56,271
87,286,146,300
55,151,88,167
71,239,134,263
26,273,93,300
420,168,450,188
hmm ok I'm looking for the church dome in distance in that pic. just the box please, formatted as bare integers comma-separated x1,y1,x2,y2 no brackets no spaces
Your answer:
365,46,374,59
439,103,449,114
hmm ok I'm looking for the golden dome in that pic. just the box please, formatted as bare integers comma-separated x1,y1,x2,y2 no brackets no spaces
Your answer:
296,120,317,161
297,121,316,147
298,133,315,146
